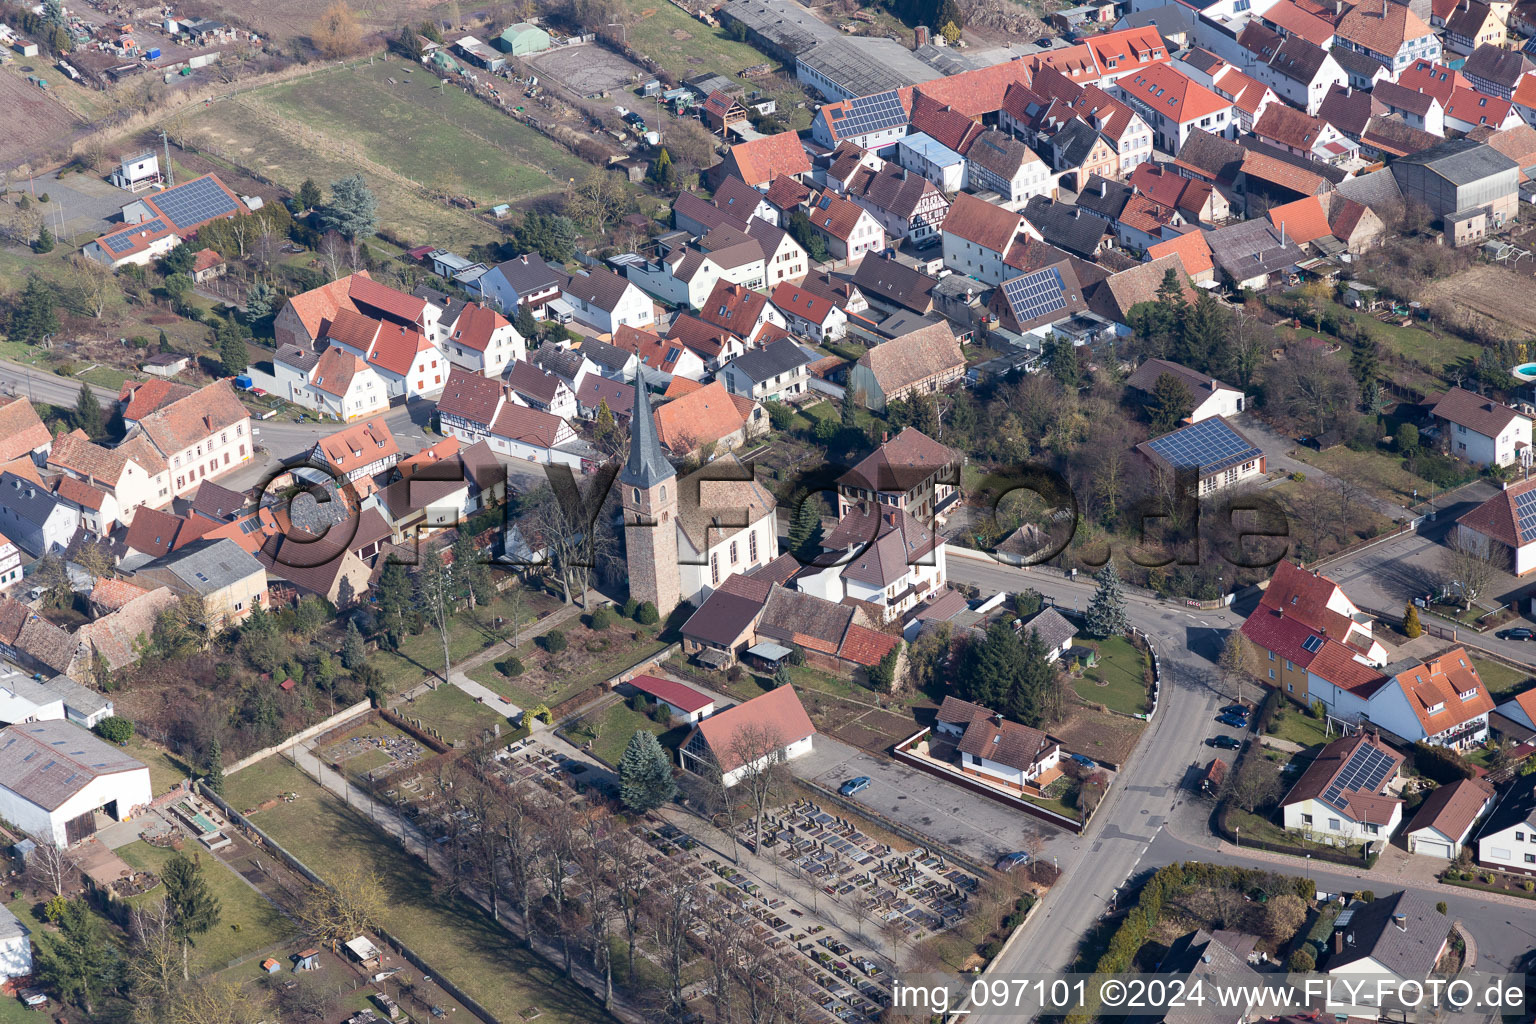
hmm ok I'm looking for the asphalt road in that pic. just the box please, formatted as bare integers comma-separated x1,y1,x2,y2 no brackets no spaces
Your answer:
944,551,1536,979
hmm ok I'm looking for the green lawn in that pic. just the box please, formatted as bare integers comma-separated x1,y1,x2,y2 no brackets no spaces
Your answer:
469,621,668,710
1471,656,1532,701
1275,301,1480,373
244,771,608,1024
398,685,512,746
1285,444,1442,506
374,588,561,692
76,365,131,389
263,61,589,205
566,699,691,767
122,734,194,798
1071,637,1150,716
116,840,296,971
222,754,315,815
1266,708,1335,750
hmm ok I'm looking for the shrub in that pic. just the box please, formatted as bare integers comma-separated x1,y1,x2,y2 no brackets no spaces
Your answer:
648,703,671,724
1403,603,1423,639
788,645,805,666
1436,901,1448,914
628,692,648,712
1290,472,1306,483
590,605,615,631
499,657,524,677
636,602,660,625
529,703,552,724
539,630,568,654
622,597,640,619
1289,948,1315,972
726,666,743,682
94,716,134,745
979,939,1003,960
1525,880,1535,893
1411,742,1475,784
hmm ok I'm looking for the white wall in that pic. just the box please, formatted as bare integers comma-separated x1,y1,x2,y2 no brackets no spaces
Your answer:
1478,823,1536,872
0,767,153,846
721,733,813,787
1282,796,1400,845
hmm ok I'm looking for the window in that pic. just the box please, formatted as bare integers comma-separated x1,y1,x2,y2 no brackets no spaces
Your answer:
1527,854,1536,864
1268,650,1275,661
749,530,758,562
710,554,720,585
729,540,738,565
1301,813,1312,825
1268,668,1275,680
1328,818,1341,831
1366,824,1379,835
1519,832,1527,842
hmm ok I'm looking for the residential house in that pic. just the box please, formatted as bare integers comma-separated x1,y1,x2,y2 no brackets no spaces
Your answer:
310,420,399,486
272,272,438,352
1115,64,1235,152
811,90,912,151
46,431,170,529
896,133,969,193
715,132,812,189
1325,891,1450,981
1318,83,1388,141
942,192,1042,286
1147,230,1217,283
846,322,966,410
667,314,747,373
1135,416,1266,496
1430,386,1531,467
621,242,735,311
627,675,716,724
1442,0,1506,54
1207,62,1282,133
653,380,766,458
698,280,788,347
1204,216,1306,288
837,427,960,523
796,504,946,623
1360,115,1443,159
1474,770,1536,875
851,256,938,315
118,380,252,499
1241,559,1389,696
1026,24,1172,87
844,162,950,247
1332,0,1441,72
673,456,779,604
440,303,524,379
474,253,564,319
256,517,376,608
1373,80,1448,134
713,176,779,227
1127,358,1246,422
576,375,635,422
906,92,986,158
720,338,814,403
1304,648,1495,749
1127,162,1229,224
1405,777,1495,858
84,174,251,268
1253,103,1358,164
0,536,18,592
1022,196,1115,259
1463,43,1533,100
956,710,1062,792
290,348,389,422
577,336,642,383
0,398,51,466
1250,35,1348,116
802,190,885,262
1456,475,1536,575
1085,252,1200,326
506,360,578,420
678,685,815,787
988,260,1089,334
134,537,267,628
1259,0,1338,46
562,268,656,335
434,367,586,468
966,130,1054,206
1046,118,1124,192
0,474,77,557
610,325,708,386
319,308,447,400
1444,87,1523,134
1281,731,1404,846
771,280,848,340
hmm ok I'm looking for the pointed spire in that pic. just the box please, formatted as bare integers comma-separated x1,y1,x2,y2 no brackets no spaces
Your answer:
619,370,675,490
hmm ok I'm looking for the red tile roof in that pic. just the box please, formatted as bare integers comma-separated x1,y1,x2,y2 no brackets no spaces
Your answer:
943,191,1028,252
448,303,512,354
724,132,811,187
1405,776,1493,840
1267,195,1334,243
119,379,196,422
1121,65,1232,123
689,685,815,772
282,272,370,340
1391,648,1495,738
1431,386,1524,437
654,380,754,454
910,58,1035,118
349,274,427,325
0,398,53,463
367,323,435,376
1147,230,1215,277
629,674,714,713
316,419,399,475
311,348,369,397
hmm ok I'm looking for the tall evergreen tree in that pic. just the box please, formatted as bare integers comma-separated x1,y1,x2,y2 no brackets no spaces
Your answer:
33,225,54,253
163,852,221,979
316,174,378,240
514,302,539,340
376,559,412,632
74,383,103,437
297,179,322,212
1005,627,1054,728
1146,372,1193,434
618,729,676,813
1084,562,1130,639
840,385,859,427
960,622,1023,708
341,619,366,669
1349,333,1381,392
203,737,224,795
10,276,59,342
1044,336,1079,389
788,498,823,561
215,320,248,378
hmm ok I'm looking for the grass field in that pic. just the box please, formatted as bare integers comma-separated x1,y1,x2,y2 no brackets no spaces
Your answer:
1284,444,1443,506
1276,301,1481,373
374,587,562,692
245,768,607,1024
399,684,513,745
470,620,668,710
223,754,315,814
122,734,195,797
1266,708,1334,750
117,840,296,971
1472,656,1533,701
1071,637,1150,716
567,699,690,767
262,61,589,204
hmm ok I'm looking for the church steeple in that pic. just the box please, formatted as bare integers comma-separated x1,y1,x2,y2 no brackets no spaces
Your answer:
619,371,675,490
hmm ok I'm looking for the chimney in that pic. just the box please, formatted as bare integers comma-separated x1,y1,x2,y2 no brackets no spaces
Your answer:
1100,180,1108,196
1393,913,1407,931
1334,930,1346,955
991,713,1004,726
882,431,888,443
885,510,897,526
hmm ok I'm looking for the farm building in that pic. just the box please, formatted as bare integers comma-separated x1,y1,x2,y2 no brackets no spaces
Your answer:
678,685,815,786
454,36,505,71
498,23,551,55
627,675,716,723
0,720,152,846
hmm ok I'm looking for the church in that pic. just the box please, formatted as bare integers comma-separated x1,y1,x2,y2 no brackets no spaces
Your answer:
621,377,779,613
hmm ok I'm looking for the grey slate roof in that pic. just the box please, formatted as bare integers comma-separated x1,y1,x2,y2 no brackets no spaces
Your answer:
42,673,111,719
1053,117,1107,168
967,130,1033,180
578,336,637,376
851,255,937,313
1022,197,1109,258
1206,219,1306,279
1335,166,1405,218
0,472,67,528
1074,174,1135,222
1328,891,1447,978
410,284,469,329
153,537,264,595
618,374,675,490
1330,44,1387,81
726,338,814,384
0,720,144,811
1462,43,1535,90
1025,607,1078,650
491,253,562,295
275,344,319,372
1269,36,1331,86
189,480,247,522
1391,137,1519,185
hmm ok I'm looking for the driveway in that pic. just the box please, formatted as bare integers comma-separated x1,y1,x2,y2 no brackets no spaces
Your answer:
34,169,134,241
793,735,1073,867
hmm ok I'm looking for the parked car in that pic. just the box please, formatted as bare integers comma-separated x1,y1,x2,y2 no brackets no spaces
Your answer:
1216,713,1249,729
994,851,1030,871
1209,735,1242,749
1498,627,1536,641
839,776,872,796
1219,704,1250,717
1068,753,1096,769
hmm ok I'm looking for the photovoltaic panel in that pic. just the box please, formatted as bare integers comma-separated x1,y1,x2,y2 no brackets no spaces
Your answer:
101,217,167,254
148,175,239,229
1514,487,1536,543
1145,417,1262,476
1001,266,1068,324
839,90,906,137
1322,743,1395,807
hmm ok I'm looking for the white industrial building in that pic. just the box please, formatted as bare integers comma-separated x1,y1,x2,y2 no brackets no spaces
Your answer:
0,721,151,846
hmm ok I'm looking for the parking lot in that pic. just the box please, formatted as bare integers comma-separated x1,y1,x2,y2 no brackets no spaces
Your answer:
794,736,1074,867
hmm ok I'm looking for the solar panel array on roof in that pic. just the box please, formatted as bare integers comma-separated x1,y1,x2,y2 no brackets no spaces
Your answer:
150,176,239,228
1515,487,1536,543
1301,634,1324,653
838,90,906,137
1145,418,1262,475
102,218,167,253
1001,266,1068,323
1322,742,1395,807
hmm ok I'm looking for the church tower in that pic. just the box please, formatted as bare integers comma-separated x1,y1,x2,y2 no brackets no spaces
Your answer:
620,373,679,617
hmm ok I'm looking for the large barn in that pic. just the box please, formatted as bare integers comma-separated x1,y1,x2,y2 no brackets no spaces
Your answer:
0,721,152,846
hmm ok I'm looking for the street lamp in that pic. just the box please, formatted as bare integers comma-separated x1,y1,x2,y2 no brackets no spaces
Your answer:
1234,825,1240,848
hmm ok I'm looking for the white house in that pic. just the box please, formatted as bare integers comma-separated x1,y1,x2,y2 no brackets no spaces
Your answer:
562,268,656,335
442,304,525,379
965,131,1054,206
1455,478,1536,577
1024,607,1079,663
321,308,447,401
771,281,849,341
796,505,946,624
475,253,565,318
1306,649,1493,750
0,720,152,846
1136,417,1265,497
679,685,815,787
621,246,731,310
1325,891,1450,982
956,713,1061,791
1115,64,1235,151
1430,386,1532,468
310,420,400,485
1405,777,1495,859
941,192,1042,286
120,379,253,499
296,348,390,422
628,674,716,724
1126,358,1247,422
1281,732,1403,846
1475,770,1536,875
47,431,171,526
0,534,19,592
0,905,30,983
505,360,578,420
435,367,587,469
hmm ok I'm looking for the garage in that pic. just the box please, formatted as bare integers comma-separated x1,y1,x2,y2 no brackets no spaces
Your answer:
1404,777,1496,864
1411,836,1453,859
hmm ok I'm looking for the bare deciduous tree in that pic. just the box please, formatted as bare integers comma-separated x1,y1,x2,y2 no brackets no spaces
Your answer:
28,838,77,897
1444,534,1500,611
724,721,788,856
